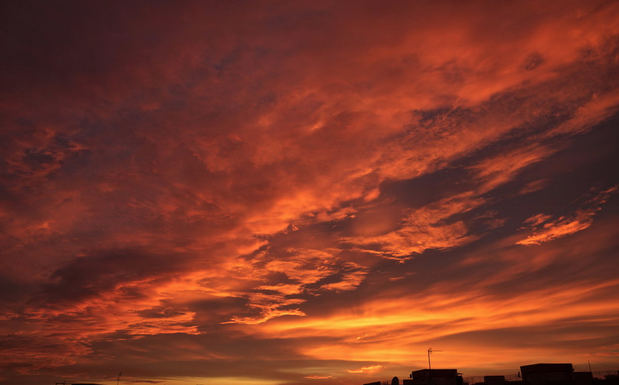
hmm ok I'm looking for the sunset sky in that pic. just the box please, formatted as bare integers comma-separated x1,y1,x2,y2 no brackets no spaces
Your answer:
2,1,619,384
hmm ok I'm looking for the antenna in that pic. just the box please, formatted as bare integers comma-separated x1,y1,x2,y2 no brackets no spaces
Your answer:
427,347,442,370
427,347,442,385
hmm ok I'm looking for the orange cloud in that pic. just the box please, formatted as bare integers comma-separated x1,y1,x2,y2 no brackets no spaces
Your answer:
347,365,384,374
517,186,617,245
2,1,619,384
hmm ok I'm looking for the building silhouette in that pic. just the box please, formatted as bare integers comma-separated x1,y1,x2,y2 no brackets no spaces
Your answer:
358,362,615,385
484,376,507,385
573,372,593,385
403,369,464,385
521,363,574,385
475,375,523,385
598,372,619,385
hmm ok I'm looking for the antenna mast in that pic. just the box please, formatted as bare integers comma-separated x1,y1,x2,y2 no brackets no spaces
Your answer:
427,347,441,370
428,348,432,371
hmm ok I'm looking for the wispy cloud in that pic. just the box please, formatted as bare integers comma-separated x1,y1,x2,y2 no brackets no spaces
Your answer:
517,186,617,245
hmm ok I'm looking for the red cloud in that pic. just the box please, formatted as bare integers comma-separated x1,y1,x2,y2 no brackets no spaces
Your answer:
2,1,619,384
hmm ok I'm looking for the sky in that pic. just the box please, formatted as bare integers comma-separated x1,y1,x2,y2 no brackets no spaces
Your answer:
1,1,619,384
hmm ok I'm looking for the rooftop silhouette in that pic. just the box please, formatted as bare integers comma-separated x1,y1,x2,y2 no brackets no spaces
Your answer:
363,363,619,385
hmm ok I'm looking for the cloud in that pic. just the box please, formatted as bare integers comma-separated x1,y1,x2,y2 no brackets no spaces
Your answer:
347,365,384,374
470,145,555,193
517,186,617,245
342,193,485,260
2,1,619,384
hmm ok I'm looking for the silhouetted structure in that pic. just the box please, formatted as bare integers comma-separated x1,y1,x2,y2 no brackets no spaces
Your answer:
484,376,506,385
361,363,617,385
573,372,593,385
521,363,574,385
597,372,619,385
408,369,464,385
471,379,521,385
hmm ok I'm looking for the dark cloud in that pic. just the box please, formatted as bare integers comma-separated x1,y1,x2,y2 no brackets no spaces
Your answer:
38,249,190,306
